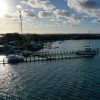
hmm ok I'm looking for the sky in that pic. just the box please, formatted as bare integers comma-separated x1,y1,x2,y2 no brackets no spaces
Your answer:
0,0,100,34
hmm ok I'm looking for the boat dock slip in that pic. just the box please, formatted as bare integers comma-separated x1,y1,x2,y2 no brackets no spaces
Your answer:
0,49,99,64
24,55,94,62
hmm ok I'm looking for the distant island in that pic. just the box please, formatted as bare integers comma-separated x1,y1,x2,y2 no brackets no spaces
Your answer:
0,33,100,43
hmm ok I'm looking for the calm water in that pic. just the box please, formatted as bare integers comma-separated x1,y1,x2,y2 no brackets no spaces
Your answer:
0,40,100,100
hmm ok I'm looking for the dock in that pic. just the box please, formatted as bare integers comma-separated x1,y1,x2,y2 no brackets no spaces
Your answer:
0,48,99,64
0,49,99,64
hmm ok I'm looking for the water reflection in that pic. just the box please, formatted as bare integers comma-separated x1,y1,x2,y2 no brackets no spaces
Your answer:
0,64,20,98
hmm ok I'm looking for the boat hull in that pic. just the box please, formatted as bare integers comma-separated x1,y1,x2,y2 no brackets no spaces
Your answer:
8,55,24,63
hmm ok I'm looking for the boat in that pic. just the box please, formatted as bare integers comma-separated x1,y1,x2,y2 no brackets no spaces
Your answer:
8,55,24,63
76,46,96,55
76,30,97,56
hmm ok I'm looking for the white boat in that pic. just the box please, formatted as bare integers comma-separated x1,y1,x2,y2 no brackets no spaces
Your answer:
8,55,24,63
76,30,97,56
76,46,96,55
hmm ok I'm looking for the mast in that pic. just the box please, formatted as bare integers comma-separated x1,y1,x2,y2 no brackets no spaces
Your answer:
89,30,90,47
19,11,23,34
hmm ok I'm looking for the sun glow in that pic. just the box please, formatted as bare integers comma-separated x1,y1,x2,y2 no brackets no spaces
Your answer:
0,1,8,16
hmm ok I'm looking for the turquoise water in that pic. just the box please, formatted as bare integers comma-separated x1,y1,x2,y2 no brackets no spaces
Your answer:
0,40,100,100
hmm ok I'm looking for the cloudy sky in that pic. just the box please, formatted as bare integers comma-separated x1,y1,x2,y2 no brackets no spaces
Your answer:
0,0,100,34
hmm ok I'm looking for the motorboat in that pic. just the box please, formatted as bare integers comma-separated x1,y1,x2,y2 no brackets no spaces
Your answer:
76,46,96,55
8,55,24,63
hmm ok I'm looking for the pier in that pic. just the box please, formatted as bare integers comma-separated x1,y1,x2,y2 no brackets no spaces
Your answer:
0,48,99,64
24,50,96,62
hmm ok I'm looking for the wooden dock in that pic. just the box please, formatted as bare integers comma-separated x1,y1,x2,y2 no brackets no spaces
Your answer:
24,55,94,62
0,49,99,64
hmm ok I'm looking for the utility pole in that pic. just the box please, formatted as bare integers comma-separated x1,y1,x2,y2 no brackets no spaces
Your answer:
19,11,23,34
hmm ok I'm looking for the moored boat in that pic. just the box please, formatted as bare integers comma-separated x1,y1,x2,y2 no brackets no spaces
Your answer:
8,55,24,63
76,46,96,55
76,30,97,56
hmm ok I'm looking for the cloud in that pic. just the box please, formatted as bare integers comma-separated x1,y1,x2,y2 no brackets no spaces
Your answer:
53,9,72,18
89,9,100,17
27,0,42,8
83,15,90,18
3,13,14,18
38,11,52,18
62,21,67,24
68,15,84,24
70,24,78,27
22,0,55,10
53,9,84,24
45,24,55,27
49,18,62,21
16,5,22,9
67,0,100,17
80,0,98,9
67,0,98,12
42,0,55,10
92,18,100,23
54,22,59,24
3,13,20,22
20,1,26,4
22,9,36,17
13,18,20,21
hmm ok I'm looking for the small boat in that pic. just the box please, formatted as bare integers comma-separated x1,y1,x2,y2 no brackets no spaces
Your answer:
8,55,24,63
76,46,96,55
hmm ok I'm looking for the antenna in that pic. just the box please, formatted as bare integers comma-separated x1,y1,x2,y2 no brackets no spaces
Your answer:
19,11,23,34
